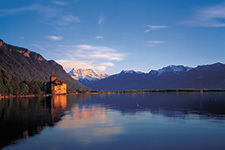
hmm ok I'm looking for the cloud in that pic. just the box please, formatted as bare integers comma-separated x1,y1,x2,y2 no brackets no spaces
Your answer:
0,4,80,28
183,3,225,27
92,62,115,71
55,44,125,71
0,4,40,16
75,45,116,52
57,45,71,48
32,44,45,51
46,35,63,40
144,25,168,33
146,44,154,47
57,59,112,72
145,41,165,47
62,15,80,23
98,15,103,26
146,41,164,44
56,59,91,69
93,66,106,71
95,36,103,40
75,45,93,50
101,62,114,66
52,0,68,6
74,45,124,61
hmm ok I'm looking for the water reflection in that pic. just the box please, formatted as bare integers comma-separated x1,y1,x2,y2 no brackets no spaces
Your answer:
84,93,225,120
52,95,67,109
58,104,122,145
0,93,225,150
0,95,67,149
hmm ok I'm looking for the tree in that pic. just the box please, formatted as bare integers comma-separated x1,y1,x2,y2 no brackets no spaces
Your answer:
19,82,29,94
0,79,4,95
0,69,12,95
0,69,10,80
10,77,20,95
28,80,41,94
2,78,12,95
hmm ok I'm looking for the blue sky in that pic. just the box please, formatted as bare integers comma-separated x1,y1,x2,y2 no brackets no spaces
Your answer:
1,0,225,74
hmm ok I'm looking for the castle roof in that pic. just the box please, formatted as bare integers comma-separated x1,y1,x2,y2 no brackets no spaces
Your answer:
51,79,66,85
61,80,66,84
52,79,61,85
51,73,56,77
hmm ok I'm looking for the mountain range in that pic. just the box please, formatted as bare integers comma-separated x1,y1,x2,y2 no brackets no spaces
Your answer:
1,39,225,91
68,68,110,86
0,39,89,90
72,63,225,91
69,68,109,80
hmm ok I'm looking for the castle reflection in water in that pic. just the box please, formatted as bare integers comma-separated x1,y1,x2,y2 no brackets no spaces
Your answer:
0,94,115,149
1,93,225,150
0,95,68,149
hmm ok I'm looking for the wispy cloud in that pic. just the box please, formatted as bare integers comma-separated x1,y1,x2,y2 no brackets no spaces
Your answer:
0,4,80,29
146,41,164,44
95,35,103,40
32,44,46,51
56,44,125,71
146,44,154,47
98,15,103,27
145,41,165,47
74,45,124,61
0,4,40,16
52,0,68,6
56,59,91,70
144,25,168,33
46,35,63,40
62,15,80,23
101,62,114,66
183,3,225,27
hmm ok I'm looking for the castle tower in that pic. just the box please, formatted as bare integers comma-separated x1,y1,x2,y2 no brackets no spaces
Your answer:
50,73,57,82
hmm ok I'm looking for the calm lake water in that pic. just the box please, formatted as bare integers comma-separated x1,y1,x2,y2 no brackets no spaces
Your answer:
0,93,225,150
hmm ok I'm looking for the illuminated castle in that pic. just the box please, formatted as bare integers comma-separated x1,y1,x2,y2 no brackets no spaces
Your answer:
44,74,67,94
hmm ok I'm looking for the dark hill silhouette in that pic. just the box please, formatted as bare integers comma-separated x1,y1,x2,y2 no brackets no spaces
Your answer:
0,39,88,90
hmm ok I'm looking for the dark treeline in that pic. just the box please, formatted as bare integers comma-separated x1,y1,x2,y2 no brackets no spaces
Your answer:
0,69,44,96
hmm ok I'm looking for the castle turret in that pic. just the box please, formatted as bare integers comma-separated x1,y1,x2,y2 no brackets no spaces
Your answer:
50,73,57,82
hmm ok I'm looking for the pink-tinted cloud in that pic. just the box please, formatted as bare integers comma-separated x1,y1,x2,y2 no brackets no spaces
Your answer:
46,35,63,40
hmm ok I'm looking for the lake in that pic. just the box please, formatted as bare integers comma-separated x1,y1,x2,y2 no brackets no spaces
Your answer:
0,93,225,150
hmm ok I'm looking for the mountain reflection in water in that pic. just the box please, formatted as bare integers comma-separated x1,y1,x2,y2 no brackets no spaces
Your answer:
0,93,225,150
0,95,68,149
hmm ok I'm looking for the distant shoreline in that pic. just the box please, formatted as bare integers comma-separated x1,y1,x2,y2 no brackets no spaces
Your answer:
89,89,225,94
1,89,225,99
0,93,66,99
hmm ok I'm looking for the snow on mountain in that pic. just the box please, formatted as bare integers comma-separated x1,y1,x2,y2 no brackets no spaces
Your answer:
120,70,136,74
68,68,110,81
117,66,192,77
153,65,192,76
71,63,225,91
120,70,145,74
85,62,225,91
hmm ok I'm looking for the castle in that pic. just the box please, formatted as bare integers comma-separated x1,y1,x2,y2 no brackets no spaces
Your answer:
44,74,67,94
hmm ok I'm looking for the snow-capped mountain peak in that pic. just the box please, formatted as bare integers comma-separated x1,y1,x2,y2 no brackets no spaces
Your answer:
68,68,110,81
120,70,144,74
120,70,136,74
152,65,192,76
